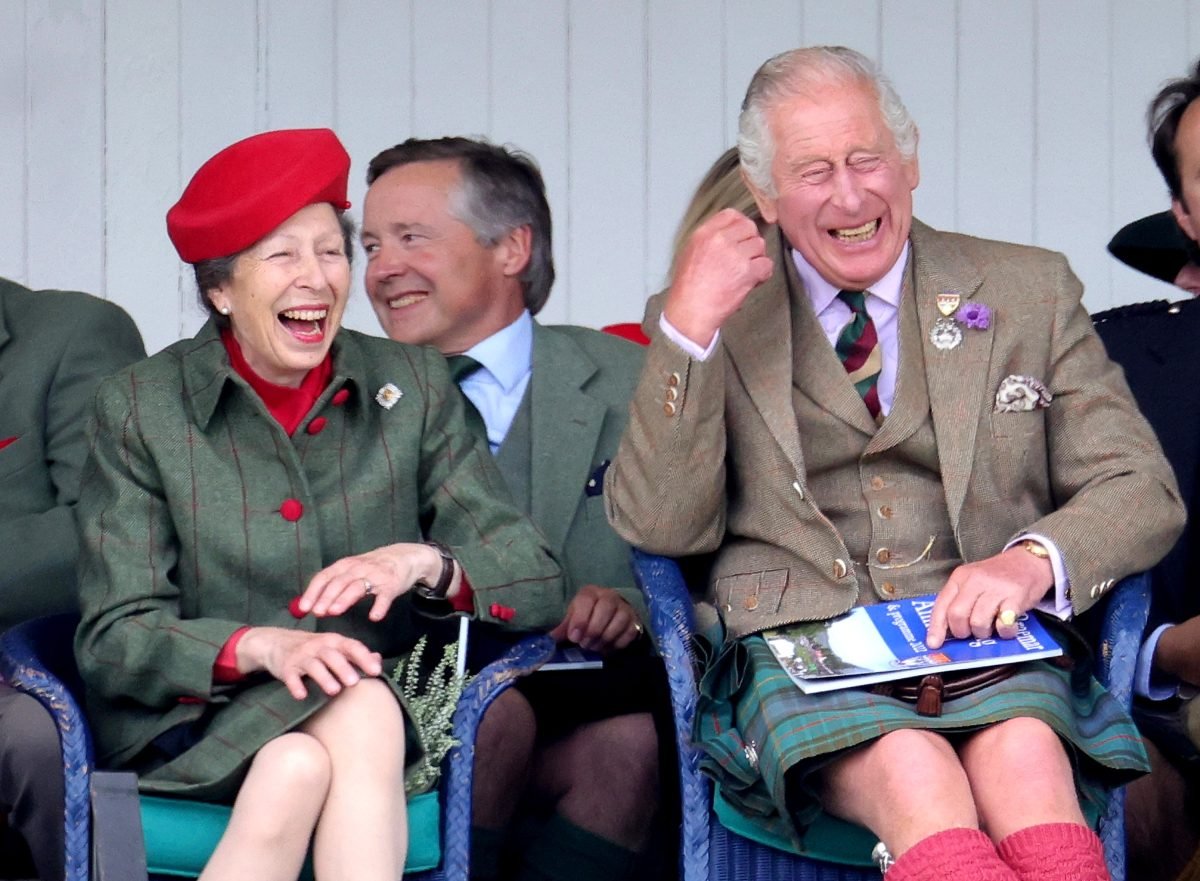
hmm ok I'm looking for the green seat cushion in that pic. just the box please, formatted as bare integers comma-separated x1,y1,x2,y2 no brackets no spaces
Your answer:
713,787,877,867
141,789,441,876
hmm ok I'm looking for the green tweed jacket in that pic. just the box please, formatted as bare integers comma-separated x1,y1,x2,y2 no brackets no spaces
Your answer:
606,221,1186,639
0,278,144,632
511,323,646,617
74,319,565,799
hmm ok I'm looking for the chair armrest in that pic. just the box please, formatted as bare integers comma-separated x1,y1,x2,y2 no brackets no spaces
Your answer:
0,614,93,881
90,770,148,881
631,549,710,881
440,633,557,881
1095,571,1151,709
1093,571,1150,881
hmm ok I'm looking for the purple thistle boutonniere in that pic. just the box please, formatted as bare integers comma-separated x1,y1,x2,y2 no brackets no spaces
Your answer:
956,301,991,330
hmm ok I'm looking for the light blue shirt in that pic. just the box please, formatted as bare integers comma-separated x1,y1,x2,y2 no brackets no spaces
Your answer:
457,310,533,454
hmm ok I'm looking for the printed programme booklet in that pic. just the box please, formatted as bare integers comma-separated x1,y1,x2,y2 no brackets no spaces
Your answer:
763,595,1063,694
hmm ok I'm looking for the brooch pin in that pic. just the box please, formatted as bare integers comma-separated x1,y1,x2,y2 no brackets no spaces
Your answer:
930,290,964,350
375,383,403,409
994,374,1052,412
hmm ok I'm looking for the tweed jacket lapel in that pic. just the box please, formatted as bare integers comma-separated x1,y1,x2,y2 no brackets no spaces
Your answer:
528,322,605,554
909,220,994,526
785,249,879,436
721,232,809,478
865,263,927,455
180,318,369,433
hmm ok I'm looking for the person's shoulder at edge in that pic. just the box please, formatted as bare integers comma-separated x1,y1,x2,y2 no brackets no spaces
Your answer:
1092,295,1200,327
1,279,141,341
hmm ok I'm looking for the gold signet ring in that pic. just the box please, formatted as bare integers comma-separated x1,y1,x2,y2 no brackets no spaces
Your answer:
997,609,1018,628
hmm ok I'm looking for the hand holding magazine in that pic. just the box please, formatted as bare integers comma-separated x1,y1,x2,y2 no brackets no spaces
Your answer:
764,594,1062,694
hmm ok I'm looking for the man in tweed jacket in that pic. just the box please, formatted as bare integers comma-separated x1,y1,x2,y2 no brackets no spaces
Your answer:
363,137,660,881
606,46,1184,881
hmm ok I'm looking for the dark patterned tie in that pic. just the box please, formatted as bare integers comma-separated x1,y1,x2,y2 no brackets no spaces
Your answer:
445,354,488,444
835,290,883,419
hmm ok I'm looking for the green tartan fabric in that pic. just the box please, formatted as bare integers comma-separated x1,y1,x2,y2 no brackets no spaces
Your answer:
694,628,1149,851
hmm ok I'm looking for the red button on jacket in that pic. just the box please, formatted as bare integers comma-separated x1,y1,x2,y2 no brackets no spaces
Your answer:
331,388,351,406
307,416,328,435
280,499,304,521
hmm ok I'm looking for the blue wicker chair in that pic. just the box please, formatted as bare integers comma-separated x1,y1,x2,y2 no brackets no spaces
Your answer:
0,614,556,881
631,549,1150,881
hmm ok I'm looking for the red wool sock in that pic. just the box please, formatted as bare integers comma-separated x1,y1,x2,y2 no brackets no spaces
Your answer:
887,827,1019,881
997,822,1110,881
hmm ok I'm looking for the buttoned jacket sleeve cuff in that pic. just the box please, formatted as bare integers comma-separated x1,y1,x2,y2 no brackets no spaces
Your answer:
1136,623,1184,700
659,313,720,361
1006,533,1071,619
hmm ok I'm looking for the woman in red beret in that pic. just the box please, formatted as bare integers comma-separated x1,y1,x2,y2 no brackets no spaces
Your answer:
73,129,565,880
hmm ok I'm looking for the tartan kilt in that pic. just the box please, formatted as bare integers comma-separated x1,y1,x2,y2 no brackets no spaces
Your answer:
694,628,1149,850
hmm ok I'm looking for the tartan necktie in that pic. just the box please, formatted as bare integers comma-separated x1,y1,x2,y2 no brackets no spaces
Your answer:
834,290,883,419
445,354,488,444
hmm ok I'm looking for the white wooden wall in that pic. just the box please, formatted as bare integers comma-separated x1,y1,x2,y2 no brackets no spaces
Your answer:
3,0,1200,356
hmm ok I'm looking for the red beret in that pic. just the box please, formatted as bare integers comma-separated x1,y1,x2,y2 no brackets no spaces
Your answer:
166,128,351,264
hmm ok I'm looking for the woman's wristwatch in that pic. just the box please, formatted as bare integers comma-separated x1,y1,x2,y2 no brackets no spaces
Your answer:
413,541,456,600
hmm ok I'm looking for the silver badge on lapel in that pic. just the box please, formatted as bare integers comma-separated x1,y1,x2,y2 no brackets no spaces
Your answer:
375,383,403,409
929,317,963,351
936,291,961,317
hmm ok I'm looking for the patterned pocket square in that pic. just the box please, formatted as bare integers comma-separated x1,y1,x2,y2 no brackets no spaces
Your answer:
994,375,1052,413
585,460,611,497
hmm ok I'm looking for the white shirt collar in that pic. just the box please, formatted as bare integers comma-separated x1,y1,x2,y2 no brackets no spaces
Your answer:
791,242,911,311
461,310,532,393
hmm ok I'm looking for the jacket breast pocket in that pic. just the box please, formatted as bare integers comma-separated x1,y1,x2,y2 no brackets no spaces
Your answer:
714,569,788,615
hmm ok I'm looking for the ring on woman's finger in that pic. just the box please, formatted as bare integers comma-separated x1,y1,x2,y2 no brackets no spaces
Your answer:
362,578,374,596
633,622,645,637
996,608,1018,628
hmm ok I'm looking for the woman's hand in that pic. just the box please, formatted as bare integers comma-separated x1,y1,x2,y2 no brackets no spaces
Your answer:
237,627,383,700
296,542,460,622
925,546,1053,649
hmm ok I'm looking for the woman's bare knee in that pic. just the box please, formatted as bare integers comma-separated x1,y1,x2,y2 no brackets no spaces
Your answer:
250,732,332,797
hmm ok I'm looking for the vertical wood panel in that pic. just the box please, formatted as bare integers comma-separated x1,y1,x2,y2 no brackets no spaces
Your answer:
881,2,957,231
0,1,27,283
802,0,880,55
25,1,104,295
262,0,336,129
1034,0,1113,311
104,0,180,355
956,1,1035,245
647,0,725,291
177,1,262,340
1110,0,1191,305
566,0,649,327
491,0,570,324
335,0,413,336
412,2,489,137
722,2,804,147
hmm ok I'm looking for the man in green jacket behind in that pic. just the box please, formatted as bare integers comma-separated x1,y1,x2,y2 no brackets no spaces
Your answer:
0,277,144,879
361,137,660,881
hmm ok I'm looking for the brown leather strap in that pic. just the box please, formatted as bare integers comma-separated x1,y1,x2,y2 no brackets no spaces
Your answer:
870,665,1017,717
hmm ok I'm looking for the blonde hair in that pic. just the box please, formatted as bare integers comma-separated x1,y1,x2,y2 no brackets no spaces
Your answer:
669,147,762,280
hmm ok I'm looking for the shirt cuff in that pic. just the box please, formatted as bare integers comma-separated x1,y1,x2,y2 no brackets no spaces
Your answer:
1136,623,1183,701
213,626,251,683
1005,533,1071,620
659,313,720,361
448,572,475,613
